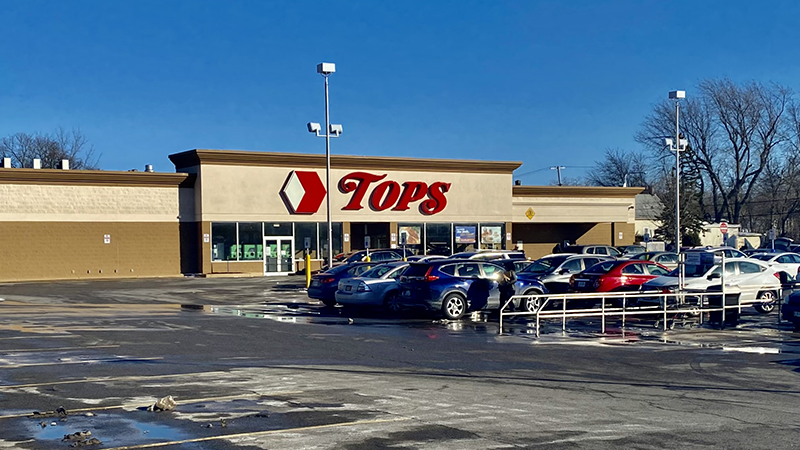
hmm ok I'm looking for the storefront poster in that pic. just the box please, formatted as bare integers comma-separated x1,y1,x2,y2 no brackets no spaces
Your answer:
481,226,502,244
398,226,421,245
455,226,476,244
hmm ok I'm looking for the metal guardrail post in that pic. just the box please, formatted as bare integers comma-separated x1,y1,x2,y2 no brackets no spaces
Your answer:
663,296,668,331
601,296,606,333
622,296,626,329
562,295,567,332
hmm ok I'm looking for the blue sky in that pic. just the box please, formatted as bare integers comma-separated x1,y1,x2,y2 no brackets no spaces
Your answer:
2,0,799,184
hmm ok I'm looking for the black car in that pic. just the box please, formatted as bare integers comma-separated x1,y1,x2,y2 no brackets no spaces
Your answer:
307,262,375,307
782,290,800,331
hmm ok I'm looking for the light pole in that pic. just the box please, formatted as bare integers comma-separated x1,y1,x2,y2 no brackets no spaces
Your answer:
307,62,343,268
665,90,687,251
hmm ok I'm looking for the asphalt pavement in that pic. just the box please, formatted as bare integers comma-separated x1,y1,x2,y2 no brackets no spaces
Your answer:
0,276,799,449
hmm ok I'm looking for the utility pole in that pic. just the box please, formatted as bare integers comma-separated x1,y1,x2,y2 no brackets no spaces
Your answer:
550,166,566,186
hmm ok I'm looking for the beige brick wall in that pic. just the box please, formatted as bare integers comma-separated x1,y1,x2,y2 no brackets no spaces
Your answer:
0,184,179,222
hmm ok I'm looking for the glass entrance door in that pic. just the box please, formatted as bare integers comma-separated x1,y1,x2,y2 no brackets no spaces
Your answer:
263,236,294,275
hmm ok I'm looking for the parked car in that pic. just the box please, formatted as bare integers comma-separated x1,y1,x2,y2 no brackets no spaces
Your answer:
448,250,527,261
516,254,612,293
335,262,409,310
618,245,646,258
628,251,680,270
307,262,376,307
749,252,800,281
569,260,671,293
406,255,448,263
395,260,546,319
781,289,800,331
340,248,413,265
640,258,781,313
685,246,747,259
560,245,622,258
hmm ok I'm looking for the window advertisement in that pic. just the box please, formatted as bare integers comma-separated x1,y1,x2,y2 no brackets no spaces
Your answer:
398,225,422,245
480,225,503,249
455,225,476,244
238,222,263,260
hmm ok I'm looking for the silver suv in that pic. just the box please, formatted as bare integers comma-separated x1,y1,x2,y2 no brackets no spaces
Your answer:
561,245,622,258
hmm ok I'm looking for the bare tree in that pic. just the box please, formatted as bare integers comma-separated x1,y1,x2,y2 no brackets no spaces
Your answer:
586,148,649,187
637,78,790,224
0,128,100,169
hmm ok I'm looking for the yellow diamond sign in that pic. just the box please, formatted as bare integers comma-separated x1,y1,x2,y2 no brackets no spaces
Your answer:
525,207,535,220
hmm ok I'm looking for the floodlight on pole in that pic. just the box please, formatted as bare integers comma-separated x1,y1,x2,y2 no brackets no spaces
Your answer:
307,62,341,269
666,90,687,253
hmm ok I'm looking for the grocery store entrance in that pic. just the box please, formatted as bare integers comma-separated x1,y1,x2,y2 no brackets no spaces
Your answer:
350,222,390,250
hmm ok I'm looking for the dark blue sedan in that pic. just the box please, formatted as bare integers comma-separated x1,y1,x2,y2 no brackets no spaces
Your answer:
395,260,546,319
307,262,375,307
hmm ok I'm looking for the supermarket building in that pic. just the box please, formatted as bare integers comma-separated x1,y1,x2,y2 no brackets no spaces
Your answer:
0,149,642,282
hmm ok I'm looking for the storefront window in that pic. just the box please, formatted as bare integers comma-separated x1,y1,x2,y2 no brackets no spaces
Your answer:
426,223,452,256
319,222,343,260
211,222,237,261
295,222,317,259
238,222,262,260
398,223,424,255
264,222,292,236
480,224,505,250
454,223,478,253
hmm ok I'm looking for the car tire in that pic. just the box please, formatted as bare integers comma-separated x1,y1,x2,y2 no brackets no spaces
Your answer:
442,293,467,320
754,291,777,314
383,291,402,315
321,299,337,308
521,289,543,312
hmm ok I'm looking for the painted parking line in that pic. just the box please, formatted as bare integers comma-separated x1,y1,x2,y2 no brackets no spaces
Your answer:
0,356,164,369
101,416,411,450
0,370,228,390
0,344,119,353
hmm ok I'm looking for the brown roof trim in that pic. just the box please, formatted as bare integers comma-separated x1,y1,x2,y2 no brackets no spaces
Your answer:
513,186,644,198
0,169,194,188
169,149,522,174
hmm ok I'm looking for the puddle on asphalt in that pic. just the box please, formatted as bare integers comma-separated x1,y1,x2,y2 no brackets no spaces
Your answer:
30,414,188,446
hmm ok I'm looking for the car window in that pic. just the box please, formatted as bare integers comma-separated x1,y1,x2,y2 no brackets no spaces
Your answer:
658,254,678,264
439,264,456,276
777,255,792,264
608,247,621,257
738,262,763,274
647,265,670,276
349,265,372,276
387,266,407,279
587,261,617,274
792,254,800,264
474,254,499,261
586,247,595,254
456,263,481,278
481,264,503,279
594,247,607,255
622,264,645,275
523,256,568,274
361,265,394,278
582,258,602,268
561,259,582,273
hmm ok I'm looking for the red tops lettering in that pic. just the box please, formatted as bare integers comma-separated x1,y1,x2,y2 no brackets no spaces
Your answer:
338,172,450,215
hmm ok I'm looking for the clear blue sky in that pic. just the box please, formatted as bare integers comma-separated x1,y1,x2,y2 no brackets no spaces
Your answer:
2,0,799,184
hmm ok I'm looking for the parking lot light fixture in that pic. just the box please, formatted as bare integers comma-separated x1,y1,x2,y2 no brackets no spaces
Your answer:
307,62,341,268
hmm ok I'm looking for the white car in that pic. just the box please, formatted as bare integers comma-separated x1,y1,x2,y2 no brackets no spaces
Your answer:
640,258,781,313
749,252,800,281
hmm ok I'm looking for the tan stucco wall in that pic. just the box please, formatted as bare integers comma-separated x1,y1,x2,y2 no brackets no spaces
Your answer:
512,196,635,224
0,184,180,222
0,222,181,282
197,165,514,223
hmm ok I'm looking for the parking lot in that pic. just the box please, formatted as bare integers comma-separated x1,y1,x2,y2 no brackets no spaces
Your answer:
1,276,800,449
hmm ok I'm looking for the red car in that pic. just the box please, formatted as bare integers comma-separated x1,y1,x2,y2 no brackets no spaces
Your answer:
569,260,670,292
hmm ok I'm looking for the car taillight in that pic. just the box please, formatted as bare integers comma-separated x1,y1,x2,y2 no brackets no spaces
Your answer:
321,277,336,284
661,287,672,293
569,274,576,286
423,267,439,282
773,272,781,279
357,282,371,292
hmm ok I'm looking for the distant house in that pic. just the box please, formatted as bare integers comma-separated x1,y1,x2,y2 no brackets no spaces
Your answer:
635,194,663,240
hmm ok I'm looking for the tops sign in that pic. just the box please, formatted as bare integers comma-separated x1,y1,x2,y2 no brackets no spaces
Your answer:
280,171,451,215
339,172,451,215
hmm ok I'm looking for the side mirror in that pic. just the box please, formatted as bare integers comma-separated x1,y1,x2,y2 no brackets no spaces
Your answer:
707,273,721,280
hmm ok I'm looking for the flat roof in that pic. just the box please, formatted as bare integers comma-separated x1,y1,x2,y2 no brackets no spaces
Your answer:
513,185,643,198
169,149,523,174
0,168,193,187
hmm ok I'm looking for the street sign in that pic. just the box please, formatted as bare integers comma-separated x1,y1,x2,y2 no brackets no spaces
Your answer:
769,229,776,240
685,253,701,265
719,222,728,234
399,231,407,246
303,237,311,250
364,236,371,249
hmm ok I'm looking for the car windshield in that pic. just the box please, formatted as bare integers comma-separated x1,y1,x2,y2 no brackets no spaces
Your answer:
522,256,569,273
323,264,352,275
344,252,366,263
361,265,395,278
451,252,477,259
623,246,645,254
586,261,619,274
403,263,431,277
669,264,717,278
751,254,774,261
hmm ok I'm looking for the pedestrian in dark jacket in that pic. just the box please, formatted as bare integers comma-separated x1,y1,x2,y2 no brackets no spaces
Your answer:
499,260,518,311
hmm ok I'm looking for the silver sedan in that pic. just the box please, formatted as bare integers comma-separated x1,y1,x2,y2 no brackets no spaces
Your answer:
335,262,409,310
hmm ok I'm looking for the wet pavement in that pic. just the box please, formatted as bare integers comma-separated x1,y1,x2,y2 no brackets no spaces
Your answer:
0,276,799,449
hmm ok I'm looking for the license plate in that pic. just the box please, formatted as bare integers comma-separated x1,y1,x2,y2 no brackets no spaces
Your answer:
794,311,800,318
577,281,585,288
345,285,352,292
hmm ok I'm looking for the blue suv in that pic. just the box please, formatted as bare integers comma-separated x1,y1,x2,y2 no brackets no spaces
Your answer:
395,260,546,319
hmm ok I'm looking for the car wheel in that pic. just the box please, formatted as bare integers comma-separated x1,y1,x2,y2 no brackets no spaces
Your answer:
383,291,402,315
321,299,337,308
442,293,466,320
521,290,543,312
754,291,776,314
